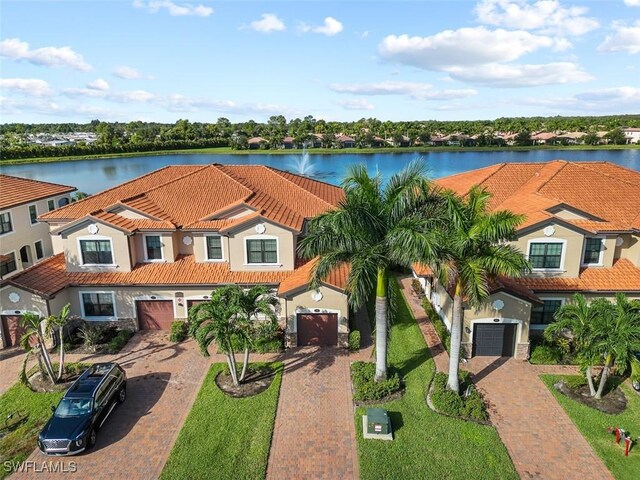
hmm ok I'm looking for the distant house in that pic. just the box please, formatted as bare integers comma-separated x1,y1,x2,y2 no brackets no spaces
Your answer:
429,135,447,146
531,132,557,145
623,127,640,144
248,137,269,149
371,136,386,147
311,134,324,148
556,132,586,144
335,134,355,148
282,136,295,149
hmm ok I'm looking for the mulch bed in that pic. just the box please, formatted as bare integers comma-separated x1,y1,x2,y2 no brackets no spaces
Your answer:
555,380,627,414
28,371,81,393
215,366,276,398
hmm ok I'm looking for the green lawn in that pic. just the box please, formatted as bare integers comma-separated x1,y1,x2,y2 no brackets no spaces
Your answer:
160,362,283,480
356,280,517,480
0,384,64,479
541,375,640,480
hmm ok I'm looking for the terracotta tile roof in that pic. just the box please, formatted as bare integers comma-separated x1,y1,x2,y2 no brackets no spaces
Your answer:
518,259,640,293
39,165,344,233
0,174,76,209
6,253,296,298
435,161,640,233
278,258,349,295
412,263,433,276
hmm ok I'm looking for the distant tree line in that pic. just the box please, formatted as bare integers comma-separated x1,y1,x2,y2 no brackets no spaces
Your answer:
1,114,638,160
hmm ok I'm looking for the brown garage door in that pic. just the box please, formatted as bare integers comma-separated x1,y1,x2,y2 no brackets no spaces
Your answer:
1,315,25,348
297,313,338,346
136,300,174,330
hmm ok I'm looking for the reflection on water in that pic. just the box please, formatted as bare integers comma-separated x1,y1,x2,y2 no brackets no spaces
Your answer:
1,149,638,194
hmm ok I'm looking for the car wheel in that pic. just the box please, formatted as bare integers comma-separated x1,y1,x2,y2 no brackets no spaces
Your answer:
633,380,640,392
88,429,97,448
118,386,126,403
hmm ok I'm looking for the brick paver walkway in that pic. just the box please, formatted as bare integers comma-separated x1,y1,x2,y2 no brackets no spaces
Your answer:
267,347,358,480
13,332,210,480
0,347,25,394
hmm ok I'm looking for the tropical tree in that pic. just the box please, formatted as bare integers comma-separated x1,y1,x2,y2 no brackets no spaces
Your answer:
19,312,56,385
298,161,443,381
545,294,603,396
45,303,72,381
426,186,530,392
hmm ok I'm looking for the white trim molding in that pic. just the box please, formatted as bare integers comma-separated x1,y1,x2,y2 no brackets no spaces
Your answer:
76,235,116,267
33,239,44,261
204,234,225,262
469,317,523,358
243,234,280,266
133,294,177,319
0,211,15,238
142,234,165,262
79,290,117,321
28,203,38,226
526,237,567,272
580,236,606,267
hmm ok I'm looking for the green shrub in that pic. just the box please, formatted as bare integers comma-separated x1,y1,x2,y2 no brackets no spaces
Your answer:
77,325,104,352
107,329,133,353
170,320,188,342
348,330,361,352
529,343,562,365
430,372,488,422
565,375,587,389
423,298,450,352
411,279,425,296
351,361,401,402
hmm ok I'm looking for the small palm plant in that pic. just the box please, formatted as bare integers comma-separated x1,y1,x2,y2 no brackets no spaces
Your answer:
45,303,72,381
19,312,56,385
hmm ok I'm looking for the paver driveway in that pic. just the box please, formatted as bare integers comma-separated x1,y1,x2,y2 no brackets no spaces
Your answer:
12,332,209,480
0,347,24,395
267,347,358,480
467,356,613,480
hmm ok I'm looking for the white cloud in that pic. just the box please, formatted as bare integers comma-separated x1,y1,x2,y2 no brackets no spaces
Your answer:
378,28,567,70
63,87,156,103
447,62,592,86
132,0,213,17
0,78,53,96
0,38,92,71
624,0,640,6
299,17,343,36
87,78,110,91
249,13,285,33
598,21,640,54
338,99,375,110
575,86,640,103
113,65,153,80
330,81,477,100
475,0,599,36
0,97,62,115
521,86,640,111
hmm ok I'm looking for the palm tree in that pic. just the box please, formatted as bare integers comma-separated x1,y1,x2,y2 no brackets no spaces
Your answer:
427,186,530,393
235,286,278,382
45,303,72,381
591,294,640,399
545,294,602,396
298,161,442,381
19,312,56,384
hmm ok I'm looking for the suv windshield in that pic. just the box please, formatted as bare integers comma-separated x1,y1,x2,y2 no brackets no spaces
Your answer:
55,398,92,417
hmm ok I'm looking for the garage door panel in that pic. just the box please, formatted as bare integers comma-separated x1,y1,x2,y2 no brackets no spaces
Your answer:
297,313,338,346
473,323,516,357
1,315,25,348
137,301,174,330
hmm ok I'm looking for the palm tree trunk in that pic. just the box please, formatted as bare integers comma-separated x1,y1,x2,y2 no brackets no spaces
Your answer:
227,342,239,387
239,347,250,382
585,366,596,397
447,282,463,393
595,355,612,399
58,328,65,381
374,267,388,382
37,333,56,384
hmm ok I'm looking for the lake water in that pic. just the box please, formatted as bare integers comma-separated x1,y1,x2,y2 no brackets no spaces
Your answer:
2,149,639,194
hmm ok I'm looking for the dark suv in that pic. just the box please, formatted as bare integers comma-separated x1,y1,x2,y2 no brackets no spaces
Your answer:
38,363,126,455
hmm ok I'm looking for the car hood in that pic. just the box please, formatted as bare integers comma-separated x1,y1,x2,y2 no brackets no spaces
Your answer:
41,415,91,440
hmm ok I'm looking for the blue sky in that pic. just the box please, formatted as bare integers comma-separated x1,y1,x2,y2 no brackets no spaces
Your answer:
1,0,639,124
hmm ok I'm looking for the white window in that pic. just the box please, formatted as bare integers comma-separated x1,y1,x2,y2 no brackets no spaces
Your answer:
205,235,224,261
0,212,13,235
582,237,605,266
80,292,116,320
245,236,278,264
78,237,114,265
144,235,164,261
48,199,55,211
1,252,17,276
526,238,566,271
34,240,44,260
29,205,38,224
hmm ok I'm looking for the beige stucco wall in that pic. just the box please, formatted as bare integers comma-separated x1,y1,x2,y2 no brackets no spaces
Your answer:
514,222,584,278
191,233,230,263
177,232,194,256
131,232,176,263
282,285,349,334
432,281,454,328
0,285,49,318
463,292,532,346
616,233,640,266
0,194,70,277
227,220,296,272
59,221,132,272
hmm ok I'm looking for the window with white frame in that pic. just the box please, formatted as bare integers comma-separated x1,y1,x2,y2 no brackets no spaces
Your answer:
528,242,563,269
531,299,563,325
81,292,115,318
79,239,113,265
34,240,44,260
246,238,277,264
206,235,223,260
29,205,38,224
582,238,604,265
48,199,55,211
0,212,13,235
0,252,17,276
144,235,163,261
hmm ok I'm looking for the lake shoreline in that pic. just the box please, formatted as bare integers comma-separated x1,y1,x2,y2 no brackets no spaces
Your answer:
2,144,639,166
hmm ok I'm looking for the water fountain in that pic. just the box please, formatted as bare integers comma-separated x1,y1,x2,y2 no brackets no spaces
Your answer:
288,147,316,177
